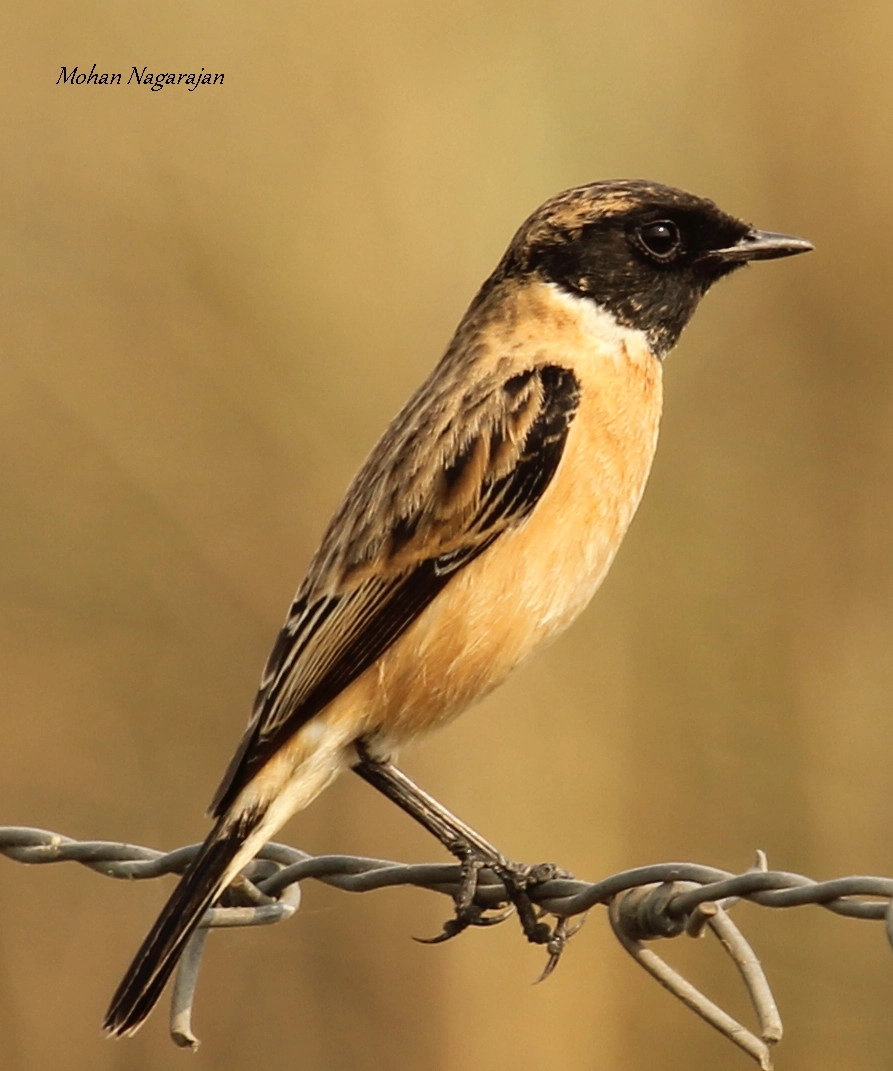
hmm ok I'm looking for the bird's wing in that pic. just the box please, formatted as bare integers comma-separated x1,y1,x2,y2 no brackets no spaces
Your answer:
209,363,581,816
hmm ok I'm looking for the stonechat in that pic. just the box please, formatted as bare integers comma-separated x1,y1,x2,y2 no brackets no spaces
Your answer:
104,179,812,1036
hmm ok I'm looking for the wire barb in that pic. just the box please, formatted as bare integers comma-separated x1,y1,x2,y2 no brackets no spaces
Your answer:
3,825,892,1064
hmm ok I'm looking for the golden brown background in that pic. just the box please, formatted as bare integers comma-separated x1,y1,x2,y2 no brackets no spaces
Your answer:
2,3,891,1069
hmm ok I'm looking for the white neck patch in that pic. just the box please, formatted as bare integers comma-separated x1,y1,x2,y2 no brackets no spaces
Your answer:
545,282,655,363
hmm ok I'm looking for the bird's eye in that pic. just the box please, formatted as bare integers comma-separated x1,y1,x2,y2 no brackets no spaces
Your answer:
635,220,682,261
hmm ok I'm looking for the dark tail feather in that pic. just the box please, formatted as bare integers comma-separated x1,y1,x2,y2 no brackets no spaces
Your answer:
103,816,256,1037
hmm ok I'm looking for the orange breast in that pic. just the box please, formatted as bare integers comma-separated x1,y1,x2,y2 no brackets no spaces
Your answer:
333,282,664,746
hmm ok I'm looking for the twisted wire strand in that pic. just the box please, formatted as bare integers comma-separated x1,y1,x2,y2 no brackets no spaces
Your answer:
3,826,891,1069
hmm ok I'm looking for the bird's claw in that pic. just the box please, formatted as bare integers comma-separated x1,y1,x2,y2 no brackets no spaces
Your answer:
415,857,514,943
534,912,587,983
414,901,514,944
417,856,578,968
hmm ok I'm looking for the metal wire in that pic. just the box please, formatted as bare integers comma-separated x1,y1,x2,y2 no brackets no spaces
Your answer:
3,826,891,1068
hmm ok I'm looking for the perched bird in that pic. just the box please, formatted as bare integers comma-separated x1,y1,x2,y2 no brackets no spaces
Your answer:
103,179,812,1036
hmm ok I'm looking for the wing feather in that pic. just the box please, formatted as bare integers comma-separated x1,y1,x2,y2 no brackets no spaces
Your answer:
209,363,581,816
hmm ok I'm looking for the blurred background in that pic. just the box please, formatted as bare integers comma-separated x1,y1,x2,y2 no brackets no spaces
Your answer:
2,2,892,1068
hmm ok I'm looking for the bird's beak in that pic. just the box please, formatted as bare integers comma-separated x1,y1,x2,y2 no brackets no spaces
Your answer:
710,229,814,264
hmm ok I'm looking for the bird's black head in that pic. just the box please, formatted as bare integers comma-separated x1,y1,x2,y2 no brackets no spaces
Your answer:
502,179,813,356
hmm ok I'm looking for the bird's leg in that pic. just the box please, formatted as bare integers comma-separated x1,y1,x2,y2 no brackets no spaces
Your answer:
352,741,563,947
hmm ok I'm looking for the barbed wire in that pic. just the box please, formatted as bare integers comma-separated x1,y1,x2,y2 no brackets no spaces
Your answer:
3,825,892,1068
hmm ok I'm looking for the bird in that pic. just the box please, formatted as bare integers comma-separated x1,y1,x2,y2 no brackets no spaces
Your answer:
103,179,812,1037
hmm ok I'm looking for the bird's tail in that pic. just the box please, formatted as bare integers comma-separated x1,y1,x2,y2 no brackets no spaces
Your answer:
102,809,265,1037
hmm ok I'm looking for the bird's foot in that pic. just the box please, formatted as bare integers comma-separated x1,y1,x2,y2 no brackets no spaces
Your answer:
419,855,579,977
495,860,566,945
415,858,514,943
